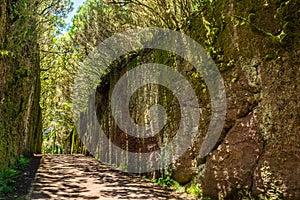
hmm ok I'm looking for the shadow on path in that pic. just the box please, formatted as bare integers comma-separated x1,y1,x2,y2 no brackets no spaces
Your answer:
30,154,194,200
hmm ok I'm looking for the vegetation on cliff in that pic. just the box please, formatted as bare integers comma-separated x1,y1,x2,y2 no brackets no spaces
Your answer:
0,0,299,199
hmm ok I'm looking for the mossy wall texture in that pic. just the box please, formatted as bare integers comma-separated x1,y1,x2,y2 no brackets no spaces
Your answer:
90,0,299,198
187,0,299,199
0,0,42,170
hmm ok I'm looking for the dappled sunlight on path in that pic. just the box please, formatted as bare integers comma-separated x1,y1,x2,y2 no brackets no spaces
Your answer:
30,155,194,199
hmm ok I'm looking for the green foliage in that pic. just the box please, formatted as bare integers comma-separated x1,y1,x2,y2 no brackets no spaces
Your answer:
186,184,202,197
150,176,210,198
0,182,13,194
39,0,211,156
39,0,85,155
0,171,15,194
0,168,18,183
15,155,30,171
0,156,30,196
151,175,184,192
185,184,213,199
153,176,177,187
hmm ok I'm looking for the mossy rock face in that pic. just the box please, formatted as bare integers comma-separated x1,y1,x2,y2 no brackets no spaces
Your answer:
90,48,210,174
184,0,300,199
0,0,42,171
88,0,300,198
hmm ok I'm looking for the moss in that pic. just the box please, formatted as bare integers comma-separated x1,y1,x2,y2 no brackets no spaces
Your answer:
0,0,41,170
264,54,274,61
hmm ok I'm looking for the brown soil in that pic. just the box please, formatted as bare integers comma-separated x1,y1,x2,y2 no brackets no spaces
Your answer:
6,154,196,200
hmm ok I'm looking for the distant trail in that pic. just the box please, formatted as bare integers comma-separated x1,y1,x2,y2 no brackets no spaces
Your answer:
30,154,194,200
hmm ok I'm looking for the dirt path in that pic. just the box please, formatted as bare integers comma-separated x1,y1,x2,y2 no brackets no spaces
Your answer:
29,155,195,200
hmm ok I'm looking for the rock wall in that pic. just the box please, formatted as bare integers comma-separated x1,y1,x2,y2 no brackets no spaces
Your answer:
0,0,42,170
91,52,184,175
187,0,300,199
89,0,299,198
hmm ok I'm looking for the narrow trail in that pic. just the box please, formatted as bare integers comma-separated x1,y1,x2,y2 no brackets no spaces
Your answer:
29,155,194,200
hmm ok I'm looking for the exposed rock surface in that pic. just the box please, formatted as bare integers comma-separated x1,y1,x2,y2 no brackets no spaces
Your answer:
88,0,299,199
189,0,300,199
0,0,42,170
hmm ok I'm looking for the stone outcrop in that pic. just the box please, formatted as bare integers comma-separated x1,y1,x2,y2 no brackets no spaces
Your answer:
87,0,299,198
187,0,300,199
0,0,42,170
